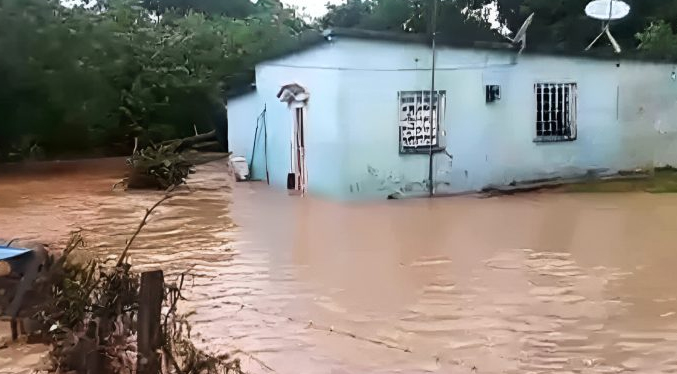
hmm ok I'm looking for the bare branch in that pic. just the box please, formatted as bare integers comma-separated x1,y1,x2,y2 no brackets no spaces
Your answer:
116,185,177,267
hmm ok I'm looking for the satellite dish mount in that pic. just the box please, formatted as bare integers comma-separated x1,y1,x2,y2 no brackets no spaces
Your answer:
506,13,535,54
584,0,630,53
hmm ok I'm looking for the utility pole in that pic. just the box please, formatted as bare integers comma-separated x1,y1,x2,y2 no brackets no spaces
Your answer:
428,0,438,198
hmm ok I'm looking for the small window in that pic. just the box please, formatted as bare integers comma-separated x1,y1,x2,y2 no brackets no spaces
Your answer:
399,90,446,153
535,83,577,142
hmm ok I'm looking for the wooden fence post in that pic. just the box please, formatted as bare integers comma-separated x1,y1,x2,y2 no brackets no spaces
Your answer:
137,270,164,374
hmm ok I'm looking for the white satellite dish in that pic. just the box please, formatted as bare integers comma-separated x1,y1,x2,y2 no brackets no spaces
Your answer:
585,0,630,21
504,13,535,54
584,0,630,53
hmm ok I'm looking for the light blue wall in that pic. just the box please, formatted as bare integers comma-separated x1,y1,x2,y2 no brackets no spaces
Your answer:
228,43,347,197
227,92,267,180
254,44,345,197
334,39,677,199
617,61,677,166
228,37,677,200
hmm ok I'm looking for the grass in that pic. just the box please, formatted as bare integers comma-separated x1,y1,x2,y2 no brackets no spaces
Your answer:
563,167,677,193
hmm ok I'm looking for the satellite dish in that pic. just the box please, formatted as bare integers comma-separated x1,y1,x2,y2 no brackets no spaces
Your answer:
512,13,534,45
504,13,535,54
584,0,630,53
585,0,630,21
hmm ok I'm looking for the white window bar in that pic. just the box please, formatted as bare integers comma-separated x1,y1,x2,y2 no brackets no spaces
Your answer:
569,84,578,139
399,90,445,151
561,84,565,134
563,83,572,134
535,82,577,141
540,84,545,133
555,84,560,134
549,84,555,134
545,84,549,134
540,84,544,133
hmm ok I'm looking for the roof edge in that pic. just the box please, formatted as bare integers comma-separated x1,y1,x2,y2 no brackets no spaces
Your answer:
225,82,256,100
226,27,677,99
325,28,516,52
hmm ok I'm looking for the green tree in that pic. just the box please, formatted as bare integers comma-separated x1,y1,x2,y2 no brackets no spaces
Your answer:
320,0,677,52
0,0,306,160
319,0,499,40
141,0,256,17
487,0,677,52
0,0,120,156
319,0,375,29
636,20,677,59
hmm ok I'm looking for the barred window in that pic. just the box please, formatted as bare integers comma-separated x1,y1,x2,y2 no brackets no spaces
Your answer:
399,90,445,153
535,83,577,142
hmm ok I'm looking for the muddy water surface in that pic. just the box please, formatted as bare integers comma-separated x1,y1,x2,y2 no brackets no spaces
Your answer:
223,185,677,374
2,159,677,374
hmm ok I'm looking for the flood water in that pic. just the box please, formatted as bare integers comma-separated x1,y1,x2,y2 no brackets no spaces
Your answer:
3,158,677,373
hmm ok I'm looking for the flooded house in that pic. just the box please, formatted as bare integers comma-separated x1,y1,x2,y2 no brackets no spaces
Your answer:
227,28,677,200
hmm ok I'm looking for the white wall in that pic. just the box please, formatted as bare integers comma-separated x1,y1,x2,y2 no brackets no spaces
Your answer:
332,39,677,198
617,61,677,167
226,92,267,180
252,43,346,197
227,36,677,200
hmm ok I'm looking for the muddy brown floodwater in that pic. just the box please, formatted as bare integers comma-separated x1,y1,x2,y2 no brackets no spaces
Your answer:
3,158,677,374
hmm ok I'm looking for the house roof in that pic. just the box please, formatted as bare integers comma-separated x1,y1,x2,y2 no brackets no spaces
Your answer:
325,28,677,63
226,81,256,100
317,28,677,63
325,28,516,52
226,27,676,99
225,28,513,99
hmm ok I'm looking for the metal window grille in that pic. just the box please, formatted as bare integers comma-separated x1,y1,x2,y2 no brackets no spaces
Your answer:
399,90,445,153
535,83,577,142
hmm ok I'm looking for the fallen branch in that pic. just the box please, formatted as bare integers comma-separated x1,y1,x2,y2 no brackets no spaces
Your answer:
163,274,185,333
160,130,217,153
116,186,177,267
162,345,185,374
227,348,276,372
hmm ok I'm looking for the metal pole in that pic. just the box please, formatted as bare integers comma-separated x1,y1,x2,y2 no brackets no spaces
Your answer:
602,0,613,32
428,0,438,198
263,104,270,184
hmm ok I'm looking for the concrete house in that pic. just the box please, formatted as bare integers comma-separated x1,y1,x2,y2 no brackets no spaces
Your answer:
227,28,677,200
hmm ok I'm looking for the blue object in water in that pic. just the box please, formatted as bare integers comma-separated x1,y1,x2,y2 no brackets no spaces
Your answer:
0,245,32,261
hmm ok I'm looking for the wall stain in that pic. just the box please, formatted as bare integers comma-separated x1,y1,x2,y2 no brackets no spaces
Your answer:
356,165,428,196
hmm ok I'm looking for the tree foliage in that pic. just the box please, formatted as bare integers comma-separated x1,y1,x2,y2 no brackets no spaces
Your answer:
3,0,677,161
321,0,677,54
142,0,257,17
636,20,677,59
0,0,306,160
487,0,677,53
319,0,499,41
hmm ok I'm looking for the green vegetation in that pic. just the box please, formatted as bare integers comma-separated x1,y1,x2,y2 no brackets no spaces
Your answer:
564,168,677,193
0,0,306,160
319,0,499,41
487,0,677,54
2,0,677,161
321,0,677,55
636,20,677,59
35,209,244,373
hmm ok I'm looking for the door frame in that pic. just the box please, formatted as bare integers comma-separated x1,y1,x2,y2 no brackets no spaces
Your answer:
290,102,308,194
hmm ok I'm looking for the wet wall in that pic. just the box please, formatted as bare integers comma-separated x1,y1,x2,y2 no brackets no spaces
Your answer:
228,37,677,200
